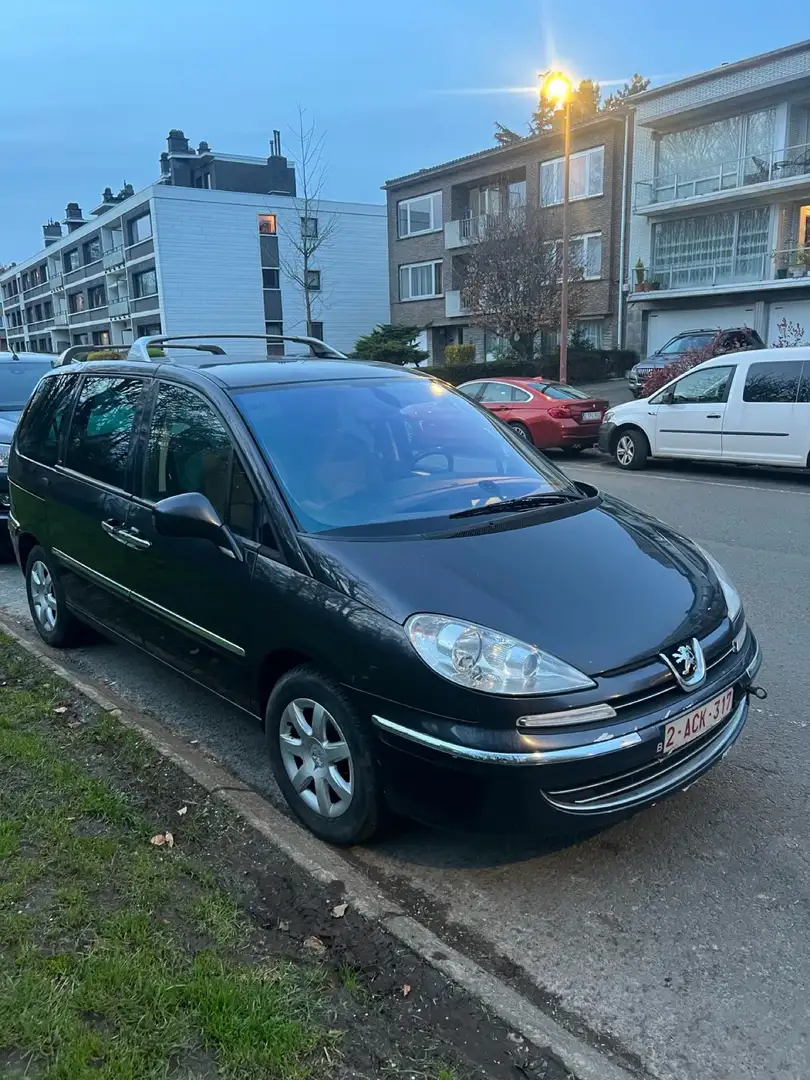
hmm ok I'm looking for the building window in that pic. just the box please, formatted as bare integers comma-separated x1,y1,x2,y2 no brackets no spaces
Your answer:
398,260,443,300
63,249,80,272
38,265,48,284
309,321,324,340
83,237,102,264
136,322,162,337
258,214,277,235
651,208,770,288
540,146,605,206
34,304,42,321
21,273,30,291
575,319,604,350
305,269,321,291
397,191,442,238
571,233,602,279
44,300,53,318
132,268,158,298
265,321,283,356
128,213,153,245
72,333,89,345
301,217,318,239
265,321,283,337
92,330,111,346
262,268,280,289
87,284,106,309
68,292,86,314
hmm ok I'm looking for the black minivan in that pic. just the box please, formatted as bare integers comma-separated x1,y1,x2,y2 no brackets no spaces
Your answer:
8,335,761,845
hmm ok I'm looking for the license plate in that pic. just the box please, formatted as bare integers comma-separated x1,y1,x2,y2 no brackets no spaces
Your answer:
582,410,602,421
662,687,735,756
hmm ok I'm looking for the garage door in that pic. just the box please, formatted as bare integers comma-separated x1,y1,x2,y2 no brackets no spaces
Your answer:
767,299,810,346
646,305,756,356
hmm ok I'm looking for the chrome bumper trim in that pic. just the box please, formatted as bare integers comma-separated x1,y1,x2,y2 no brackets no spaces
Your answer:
745,638,762,681
544,697,747,813
371,714,642,766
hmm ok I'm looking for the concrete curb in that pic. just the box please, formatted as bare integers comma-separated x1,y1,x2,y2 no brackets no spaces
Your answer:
1,612,641,1080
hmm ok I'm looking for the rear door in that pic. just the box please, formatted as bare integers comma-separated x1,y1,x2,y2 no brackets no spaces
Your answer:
124,380,261,709
654,364,735,459
478,381,520,421
721,359,804,464
48,373,148,640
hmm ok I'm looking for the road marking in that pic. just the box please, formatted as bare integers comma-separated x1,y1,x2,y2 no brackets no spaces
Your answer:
569,464,809,497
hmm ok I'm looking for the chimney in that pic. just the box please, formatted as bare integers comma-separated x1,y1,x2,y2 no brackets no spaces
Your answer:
166,128,190,154
63,202,87,232
198,140,211,154
270,130,282,158
43,220,63,246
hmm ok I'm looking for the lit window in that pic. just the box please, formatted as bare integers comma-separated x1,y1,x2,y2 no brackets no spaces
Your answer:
397,191,443,238
258,214,277,235
574,319,604,349
398,260,443,300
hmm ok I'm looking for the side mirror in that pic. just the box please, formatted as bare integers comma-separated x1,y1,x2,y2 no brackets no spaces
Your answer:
153,492,243,561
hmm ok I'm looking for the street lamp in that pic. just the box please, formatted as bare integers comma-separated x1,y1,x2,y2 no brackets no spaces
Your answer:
541,71,573,383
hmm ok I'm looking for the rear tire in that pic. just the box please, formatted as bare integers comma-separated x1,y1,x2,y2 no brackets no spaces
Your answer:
614,428,649,471
265,665,386,845
509,421,533,444
25,546,83,648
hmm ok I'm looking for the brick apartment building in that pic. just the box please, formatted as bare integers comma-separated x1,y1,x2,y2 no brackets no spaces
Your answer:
384,113,629,365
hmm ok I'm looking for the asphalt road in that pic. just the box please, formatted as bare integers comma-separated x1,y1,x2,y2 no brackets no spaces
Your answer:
2,453,808,1080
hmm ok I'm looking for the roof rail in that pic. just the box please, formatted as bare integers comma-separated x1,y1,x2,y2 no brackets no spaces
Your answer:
126,333,348,363
56,344,128,367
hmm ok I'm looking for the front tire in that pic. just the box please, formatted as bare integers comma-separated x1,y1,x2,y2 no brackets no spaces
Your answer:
614,428,649,471
265,665,386,845
25,546,82,647
509,421,533,444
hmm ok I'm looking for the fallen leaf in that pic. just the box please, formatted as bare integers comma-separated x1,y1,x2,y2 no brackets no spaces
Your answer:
177,806,188,816
53,706,68,714
67,719,83,729
331,902,348,919
150,832,174,849
402,984,411,998
303,936,327,956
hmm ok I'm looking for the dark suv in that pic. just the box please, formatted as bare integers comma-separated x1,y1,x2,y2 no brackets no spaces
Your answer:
627,327,765,396
8,334,761,846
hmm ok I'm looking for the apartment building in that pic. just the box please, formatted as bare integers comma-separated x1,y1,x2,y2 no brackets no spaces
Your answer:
384,113,628,364
0,130,388,358
626,39,810,356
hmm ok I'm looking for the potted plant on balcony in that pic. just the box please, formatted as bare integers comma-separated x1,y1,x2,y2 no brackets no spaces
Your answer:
788,248,810,278
647,278,662,291
634,258,646,289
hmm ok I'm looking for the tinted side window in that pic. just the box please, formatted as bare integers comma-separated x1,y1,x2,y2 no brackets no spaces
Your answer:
16,375,77,466
672,366,734,405
459,382,484,400
480,382,515,402
65,377,144,489
798,363,810,404
144,383,257,538
743,361,802,403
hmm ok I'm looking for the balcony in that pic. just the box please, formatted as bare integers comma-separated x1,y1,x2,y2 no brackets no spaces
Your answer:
445,290,471,318
103,246,125,272
50,273,65,292
635,142,810,212
445,205,525,249
631,246,810,298
52,311,69,327
108,298,130,320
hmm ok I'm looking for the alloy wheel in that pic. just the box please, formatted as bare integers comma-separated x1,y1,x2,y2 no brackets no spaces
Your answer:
279,698,354,818
29,561,57,633
616,435,635,466
511,425,529,441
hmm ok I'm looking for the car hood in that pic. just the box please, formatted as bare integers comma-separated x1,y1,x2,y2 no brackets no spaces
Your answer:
0,412,20,441
636,356,669,369
301,498,725,676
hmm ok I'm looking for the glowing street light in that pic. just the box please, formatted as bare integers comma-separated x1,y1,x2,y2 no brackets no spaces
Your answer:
541,70,574,383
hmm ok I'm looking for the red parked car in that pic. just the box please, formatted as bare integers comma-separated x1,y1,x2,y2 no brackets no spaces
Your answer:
457,377,609,454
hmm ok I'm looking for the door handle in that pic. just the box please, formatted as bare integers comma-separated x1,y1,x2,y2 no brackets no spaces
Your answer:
102,519,151,551
706,413,721,419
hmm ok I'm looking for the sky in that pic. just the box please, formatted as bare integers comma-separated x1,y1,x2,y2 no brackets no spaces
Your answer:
0,0,804,262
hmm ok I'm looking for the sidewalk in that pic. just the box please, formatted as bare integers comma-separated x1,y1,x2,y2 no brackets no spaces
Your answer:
0,634,571,1080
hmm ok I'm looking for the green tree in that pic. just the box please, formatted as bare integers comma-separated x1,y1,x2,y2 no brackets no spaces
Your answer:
353,324,429,366
602,74,650,111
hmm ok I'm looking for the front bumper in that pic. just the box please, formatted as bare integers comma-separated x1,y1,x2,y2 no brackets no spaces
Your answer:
368,631,761,833
598,421,616,455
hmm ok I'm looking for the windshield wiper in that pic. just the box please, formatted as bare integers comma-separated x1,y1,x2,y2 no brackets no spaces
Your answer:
449,491,584,519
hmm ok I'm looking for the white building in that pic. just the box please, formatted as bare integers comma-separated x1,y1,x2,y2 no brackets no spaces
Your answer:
0,130,388,357
627,40,810,356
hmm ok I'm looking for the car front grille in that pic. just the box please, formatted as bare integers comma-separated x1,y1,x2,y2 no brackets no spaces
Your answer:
611,643,734,716
543,695,745,814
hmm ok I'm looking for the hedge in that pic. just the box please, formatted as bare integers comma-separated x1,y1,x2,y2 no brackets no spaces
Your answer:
421,349,637,387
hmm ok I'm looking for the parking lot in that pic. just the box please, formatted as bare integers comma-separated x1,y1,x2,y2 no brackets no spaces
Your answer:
1,453,808,1080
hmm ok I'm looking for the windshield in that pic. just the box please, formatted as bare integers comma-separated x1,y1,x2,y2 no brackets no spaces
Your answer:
530,383,590,400
659,333,714,355
235,376,577,535
0,360,53,410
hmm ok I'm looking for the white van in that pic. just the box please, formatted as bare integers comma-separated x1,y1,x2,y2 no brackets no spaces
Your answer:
599,347,810,471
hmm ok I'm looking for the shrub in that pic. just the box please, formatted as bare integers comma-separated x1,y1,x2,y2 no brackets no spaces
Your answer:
771,318,806,348
444,343,476,366
85,349,124,361
353,324,429,366
424,349,637,388
641,344,715,397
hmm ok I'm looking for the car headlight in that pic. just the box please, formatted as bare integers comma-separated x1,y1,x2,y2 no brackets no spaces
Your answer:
0,444,10,470
405,614,595,696
603,409,615,424
696,546,742,623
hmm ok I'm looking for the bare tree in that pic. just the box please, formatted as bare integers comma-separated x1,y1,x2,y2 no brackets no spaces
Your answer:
279,108,339,338
459,205,583,361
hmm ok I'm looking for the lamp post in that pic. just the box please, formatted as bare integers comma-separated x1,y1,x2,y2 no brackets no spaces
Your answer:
541,72,573,383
